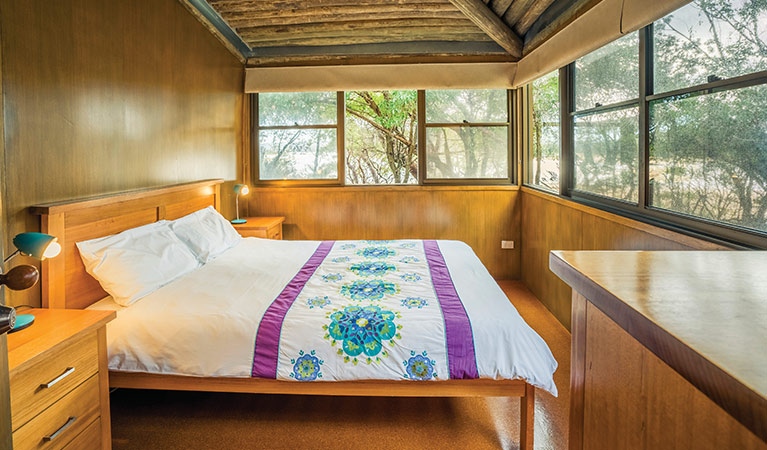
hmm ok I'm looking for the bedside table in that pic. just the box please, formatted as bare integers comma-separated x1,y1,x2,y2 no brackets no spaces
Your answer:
7,308,115,450
232,216,285,240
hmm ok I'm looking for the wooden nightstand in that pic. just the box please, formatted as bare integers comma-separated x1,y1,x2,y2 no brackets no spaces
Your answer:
7,308,115,450
232,216,285,240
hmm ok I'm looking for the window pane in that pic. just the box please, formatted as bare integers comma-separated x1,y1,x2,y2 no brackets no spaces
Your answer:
654,1,767,94
345,90,418,185
426,127,508,179
259,129,337,180
649,84,767,232
574,107,639,202
259,92,336,126
574,32,639,111
425,89,508,123
529,71,560,191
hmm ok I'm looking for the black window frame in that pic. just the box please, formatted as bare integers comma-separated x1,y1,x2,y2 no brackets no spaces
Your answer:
251,89,516,187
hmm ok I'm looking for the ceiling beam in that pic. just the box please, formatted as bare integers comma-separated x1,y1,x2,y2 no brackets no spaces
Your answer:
447,0,523,57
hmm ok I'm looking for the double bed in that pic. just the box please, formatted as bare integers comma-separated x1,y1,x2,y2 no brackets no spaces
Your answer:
32,179,557,449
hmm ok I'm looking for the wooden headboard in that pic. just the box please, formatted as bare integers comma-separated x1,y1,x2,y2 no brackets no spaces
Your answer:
30,179,224,309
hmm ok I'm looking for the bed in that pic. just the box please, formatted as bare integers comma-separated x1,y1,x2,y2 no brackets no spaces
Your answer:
31,179,557,449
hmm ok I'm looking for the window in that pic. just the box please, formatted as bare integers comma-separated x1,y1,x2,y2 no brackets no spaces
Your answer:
256,92,339,182
254,89,513,186
523,0,767,247
345,91,418,185
572,32,639,203
528,70,560,192
424,89,511,180
649,1,767,234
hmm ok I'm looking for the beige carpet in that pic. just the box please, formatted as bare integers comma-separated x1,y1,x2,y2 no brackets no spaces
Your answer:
109,281,570,450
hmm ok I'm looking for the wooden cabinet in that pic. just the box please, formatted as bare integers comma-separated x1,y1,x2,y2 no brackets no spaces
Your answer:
7,309,115,450
231,216,285,240
551,251,767,450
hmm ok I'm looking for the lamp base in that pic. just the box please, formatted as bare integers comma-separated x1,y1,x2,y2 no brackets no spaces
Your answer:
231,219,247,224
9,314,34,333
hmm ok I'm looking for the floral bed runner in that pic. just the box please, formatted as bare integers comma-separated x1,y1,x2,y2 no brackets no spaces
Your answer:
251,239,479,382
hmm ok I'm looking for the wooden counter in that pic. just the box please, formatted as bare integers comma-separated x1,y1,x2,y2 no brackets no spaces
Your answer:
550,251,767,450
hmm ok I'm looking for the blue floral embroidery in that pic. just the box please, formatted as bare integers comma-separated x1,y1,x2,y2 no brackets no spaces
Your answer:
350,261,396,277
357,246,397,259
323,305,402,365
403,351,437,380
322,273,344,283
307,296,331,309
364,240,394,244
340,280,398,301
401,297,428,309
340,243,357,250
399,242,417,249
400,256,419,264
290,350,323,381
400,272,421,282
331,256,351,263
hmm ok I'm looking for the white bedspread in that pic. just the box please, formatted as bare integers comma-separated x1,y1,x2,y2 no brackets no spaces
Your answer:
89,238,558,395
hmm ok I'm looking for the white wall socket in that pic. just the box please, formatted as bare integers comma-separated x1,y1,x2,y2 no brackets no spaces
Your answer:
501,240,515,249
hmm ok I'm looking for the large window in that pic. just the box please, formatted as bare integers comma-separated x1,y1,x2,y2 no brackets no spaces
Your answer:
572,32,639,203
254,89,513,186
524,0,767,247
528,70,560,192
649,1,767,234
256,92,339,181
424,89,510,180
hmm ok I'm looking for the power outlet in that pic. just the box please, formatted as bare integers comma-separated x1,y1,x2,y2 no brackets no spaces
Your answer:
501,240,515,249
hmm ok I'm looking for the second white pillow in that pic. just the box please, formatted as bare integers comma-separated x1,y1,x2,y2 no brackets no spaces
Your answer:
169,206,242,264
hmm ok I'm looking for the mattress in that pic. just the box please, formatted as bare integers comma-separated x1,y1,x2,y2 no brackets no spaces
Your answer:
89,238,558,395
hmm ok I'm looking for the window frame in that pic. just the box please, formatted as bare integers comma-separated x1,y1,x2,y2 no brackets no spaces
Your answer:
523,20,767,249
251,89,516,187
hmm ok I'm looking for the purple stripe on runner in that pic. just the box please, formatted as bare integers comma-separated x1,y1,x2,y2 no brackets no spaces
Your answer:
423,240,479,380
252,241,335,378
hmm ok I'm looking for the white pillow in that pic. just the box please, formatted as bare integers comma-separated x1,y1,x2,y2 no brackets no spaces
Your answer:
168,206,241,263
76,221,201,306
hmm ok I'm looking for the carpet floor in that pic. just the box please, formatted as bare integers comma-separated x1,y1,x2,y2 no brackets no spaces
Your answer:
109,281,570,450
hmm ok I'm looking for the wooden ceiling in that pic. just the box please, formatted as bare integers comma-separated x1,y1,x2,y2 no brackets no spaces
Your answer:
180,0,593,66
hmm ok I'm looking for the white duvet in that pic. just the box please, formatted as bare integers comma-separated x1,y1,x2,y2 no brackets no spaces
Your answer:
89,238,558,395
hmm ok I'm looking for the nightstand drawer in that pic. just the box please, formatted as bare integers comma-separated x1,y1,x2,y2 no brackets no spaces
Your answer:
63,417,101,450
10,332,99,431
267,224,282,240
13,375,100,450
239,229,268,239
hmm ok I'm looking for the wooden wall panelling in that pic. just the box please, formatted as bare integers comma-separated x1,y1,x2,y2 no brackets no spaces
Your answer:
0,0,243,307
520,187,728,329
247,187,521,280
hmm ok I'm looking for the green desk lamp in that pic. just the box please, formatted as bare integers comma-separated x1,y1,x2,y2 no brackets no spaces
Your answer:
1,232,61,332
232,184,250,224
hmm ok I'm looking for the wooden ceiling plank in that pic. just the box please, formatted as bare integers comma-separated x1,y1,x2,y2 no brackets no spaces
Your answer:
447,0,522,56
247,53,515,67
211,0,447,13
225,9,468,28
237,18,481,35
489,0,515,17
245,32,494,47
514,0,558,35
502,0,537,26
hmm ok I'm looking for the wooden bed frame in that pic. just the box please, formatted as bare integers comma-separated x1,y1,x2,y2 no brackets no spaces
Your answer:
31,179,535,449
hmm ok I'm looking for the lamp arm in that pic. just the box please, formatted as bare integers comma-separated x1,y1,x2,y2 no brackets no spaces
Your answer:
3,249,20,265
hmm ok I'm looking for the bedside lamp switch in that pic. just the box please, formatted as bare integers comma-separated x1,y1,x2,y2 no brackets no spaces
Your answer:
501,240,515,250
0,305,16,335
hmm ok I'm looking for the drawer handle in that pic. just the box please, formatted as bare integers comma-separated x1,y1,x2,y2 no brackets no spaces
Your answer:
43,416,77,442
40,367,75,389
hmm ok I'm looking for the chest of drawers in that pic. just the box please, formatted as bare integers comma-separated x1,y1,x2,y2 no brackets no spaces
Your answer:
7,309,115,450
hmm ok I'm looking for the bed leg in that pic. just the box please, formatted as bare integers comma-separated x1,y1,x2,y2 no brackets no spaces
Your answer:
520,383,535,450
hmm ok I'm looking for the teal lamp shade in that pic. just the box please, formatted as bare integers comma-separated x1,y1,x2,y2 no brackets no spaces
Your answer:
13,232,61,260
232,184,250,224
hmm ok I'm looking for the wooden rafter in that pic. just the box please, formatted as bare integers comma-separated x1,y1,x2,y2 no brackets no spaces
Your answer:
446,0,523,57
